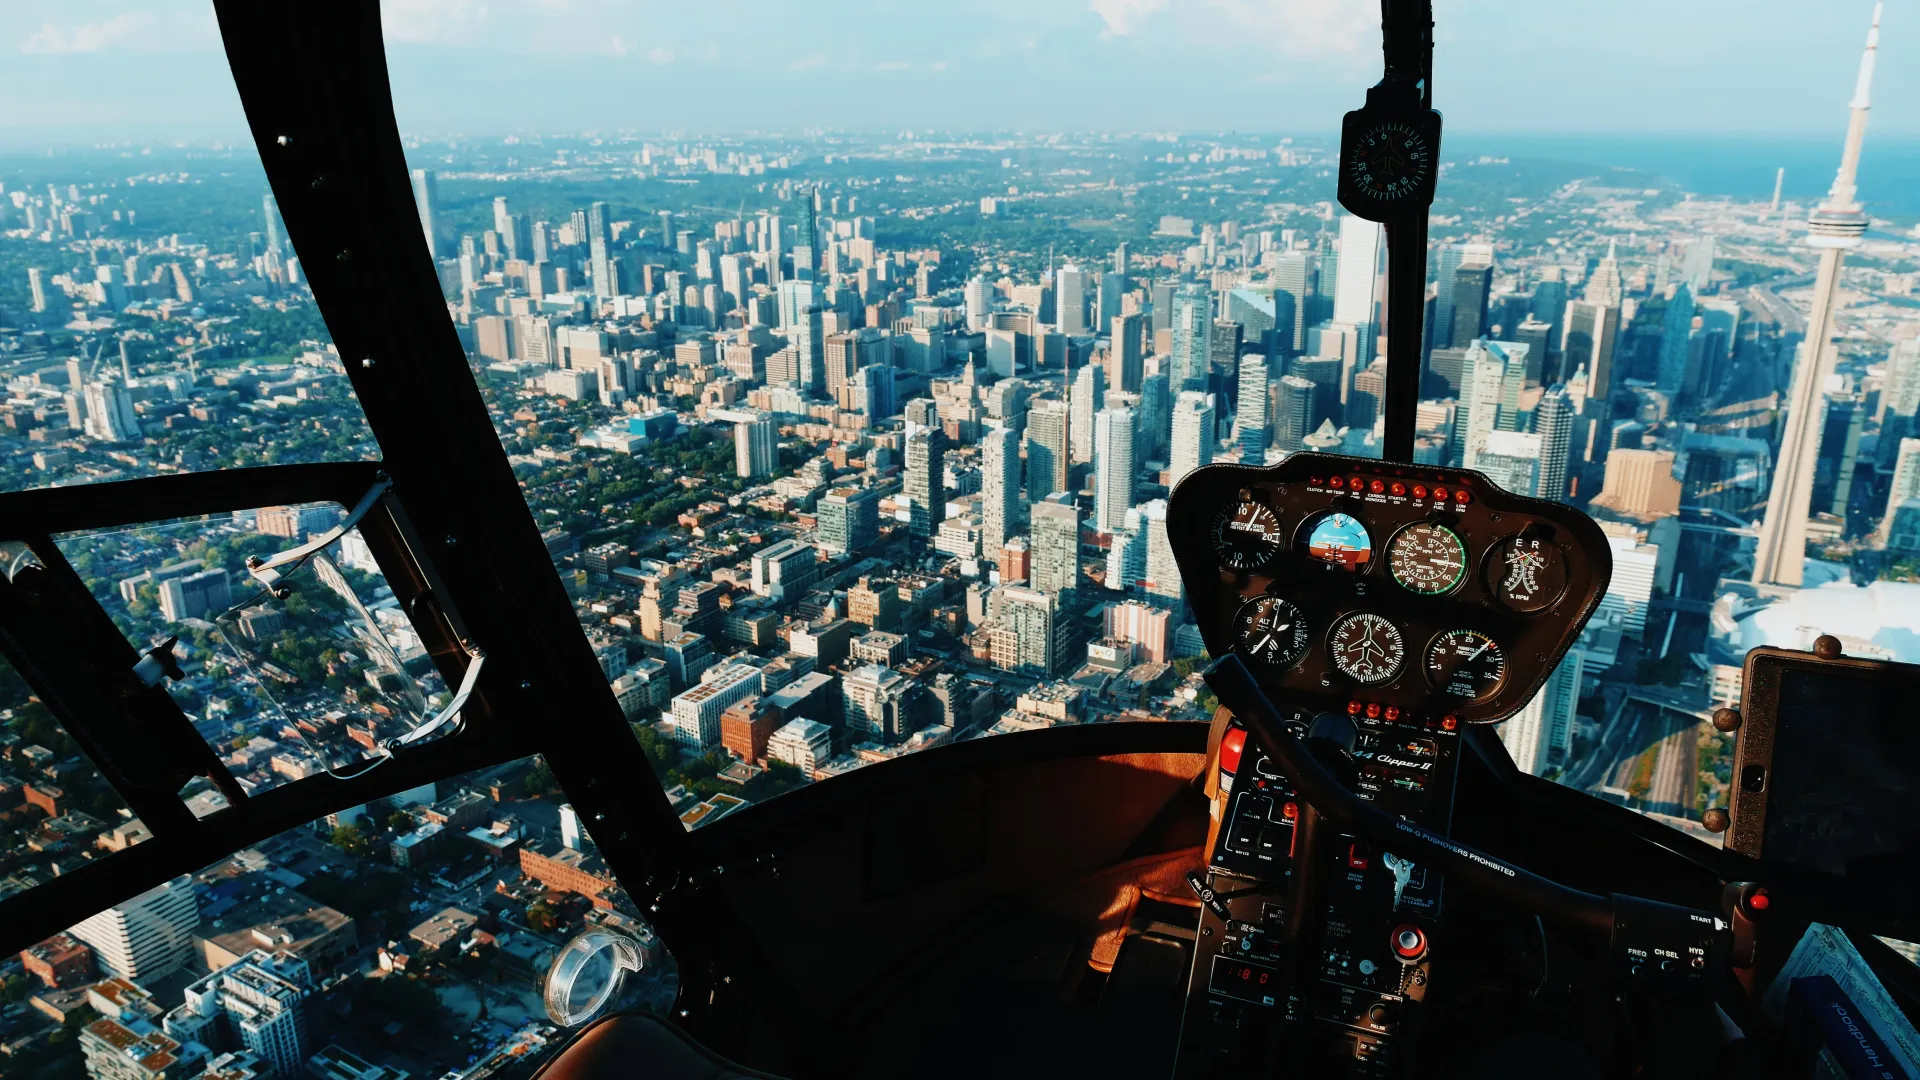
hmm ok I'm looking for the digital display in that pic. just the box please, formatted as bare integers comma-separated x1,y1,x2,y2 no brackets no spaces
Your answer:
1209,956,1279,1006
1305,512,1372,571
1763,669,1920,881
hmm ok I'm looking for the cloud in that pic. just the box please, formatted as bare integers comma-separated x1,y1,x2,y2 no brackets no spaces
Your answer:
20,12,157,54
1089,0,1167,36
877,59,910,71
930,60,950,71
646,46,675,64
382,0,492,45
786,51,827,71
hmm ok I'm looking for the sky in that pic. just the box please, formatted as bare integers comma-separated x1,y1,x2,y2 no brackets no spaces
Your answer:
1,0,1915,145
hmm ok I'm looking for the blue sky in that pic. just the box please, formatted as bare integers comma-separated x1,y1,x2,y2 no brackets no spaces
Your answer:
1,0,1914,144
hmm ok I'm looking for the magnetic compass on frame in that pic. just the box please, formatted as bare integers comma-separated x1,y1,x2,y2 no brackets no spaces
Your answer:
1337,85,1442,223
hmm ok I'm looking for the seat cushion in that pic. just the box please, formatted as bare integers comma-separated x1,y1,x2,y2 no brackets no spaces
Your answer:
532,1012,789,1080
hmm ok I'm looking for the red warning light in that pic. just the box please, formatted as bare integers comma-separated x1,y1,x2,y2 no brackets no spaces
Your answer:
1328,476,1345,489
1389,482,1407,497
1369,479,1386,494
1365,702,1383,719
1432,487,1449,501
1454,488,1471,504
1348,476,1364,490
1440,715,1459,731
1411,484,1428,499
1347,700,1364,716
1384,706,1401,721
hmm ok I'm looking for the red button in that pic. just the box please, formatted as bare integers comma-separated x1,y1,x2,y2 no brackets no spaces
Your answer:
1348,476,1364,490
1348,844,1370,870
1328,476,1345,489
1384,706,1401,721
1432,486,1449,501
1392,924,1427,960
1390,482,1407,497
1281,801,1298,821
1411,484,1428,499
1369,479,1386,494
1454,489,1471,504
1347,700,1363,716
1440,715,1459,731
1220,726,1247,775
1747,891,1770,913
1365,702,1382,719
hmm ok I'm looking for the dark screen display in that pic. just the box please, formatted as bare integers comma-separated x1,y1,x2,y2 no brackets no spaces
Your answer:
1209,956,1279,1006
1763,669,1920,879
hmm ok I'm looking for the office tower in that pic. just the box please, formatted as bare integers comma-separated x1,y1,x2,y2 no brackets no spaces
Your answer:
1755,5,1881,587
1098,272,1125,328
1026,399,1069,499
491,196,513,259
1561,301,1621,402
1600,535,1660,638
1169,391,1215,490
965,275,990,331
1056,264,1089,334
1109,313,1145,392
261,192,284,257
1592,449,1683,518
823,332,858,399
905,429,946,548
1880,438,1920,542
68,875,198,981
1094,407,1137,533
587,200,613,300
1236,353,1270,460
1170,285,1213,391
1271,374,1316,453
818,487,879,555
982,426,1024,556
1656,283,1696,396
1290,355,1344,432
1532,385,1575,502
410,168,439,259
1814,393,1866,516
796,305,825,394
1334,216,1383,359
1498,682,1555,777
734,412,776,478
1585,239,1624,308
859,363,896,421
791,185,817,259
1452,341,1526,467
1681,236,1716,291
1029,493,1081,596
1071,362,1105,464
1449,263,1494,348
1137,372,1171,461
1149,280,1175,332
28,266,48,313
1273,252,1315,354
1474,431,1544,496
998,586,1062,676
1514,316,1553,386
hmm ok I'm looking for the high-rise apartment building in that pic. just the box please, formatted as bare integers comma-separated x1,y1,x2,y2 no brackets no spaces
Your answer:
1025,399,1069,499
1449,263,1494,348
1108,313,1145,392
168,950,315,1079
1170,285,1212,392
1333,216,1383,361
905,429,946,549
1472,430,1544,497
68,875,199,982
1169,391,1215,490
1561,301,1620,402
1271,374,1316,454
1070,362,1105,465
981,426,1024,557
1094,407,1137,534
734,412,776,478
1532,385,1575,502
1056,264,1089,334
587,200,613,301
816,487,878,555
1235,353,1270,461
1029,494,1081,597
409,169,439,260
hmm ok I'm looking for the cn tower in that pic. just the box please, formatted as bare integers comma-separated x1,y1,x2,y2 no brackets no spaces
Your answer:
1751,3,1883,588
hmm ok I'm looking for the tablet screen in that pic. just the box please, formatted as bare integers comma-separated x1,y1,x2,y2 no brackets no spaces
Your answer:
1762,668,1920,879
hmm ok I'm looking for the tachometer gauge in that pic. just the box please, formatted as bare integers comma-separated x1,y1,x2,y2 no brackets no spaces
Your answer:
1425,630,1507,703
1214,496,1284,572
1488,534,1566,613
1328,612,1404,684
1387,522,1467,595
1233,595,1311,669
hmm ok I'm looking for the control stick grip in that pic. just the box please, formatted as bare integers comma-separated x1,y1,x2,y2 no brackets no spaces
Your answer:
1204,653,1616,935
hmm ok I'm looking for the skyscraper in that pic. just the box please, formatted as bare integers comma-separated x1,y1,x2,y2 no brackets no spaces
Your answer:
1533,385,1575,502
1880,437,1920,542
1056,264,1089,334
734,412,776,478
998,586,1063,676
1271,374,1316,454
1473,430,1544,496
1026,398,1070,499
1108,313,1145,392
1333,216,1383,360
1754,4,1882,588
1656,283,1696,396
965,275,990,331
262,192,284,257
1236,353,1270,461
1448,263,1494,348
1029,493,1081,596
1136,372,1171,461
905,429,946,549
982,426,1024,557
1272,252,1314,354
1094,407,1137,534
1453,340,1526,467
1290,355,1344,432
1170,285,1213,391
1585,239,1624,309
68,875,198,981
170,950,314,1079
1070,362,1105,465
587,200,614,301
1561,301,1621,402
409,168,439,260
818,487,879,555
1169,391,1215,490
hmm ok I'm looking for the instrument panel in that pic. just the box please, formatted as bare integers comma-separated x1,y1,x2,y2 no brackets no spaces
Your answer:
1170,453,1611,724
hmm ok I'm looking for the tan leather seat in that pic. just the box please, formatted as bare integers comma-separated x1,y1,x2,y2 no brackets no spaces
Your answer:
531,1013,789,1080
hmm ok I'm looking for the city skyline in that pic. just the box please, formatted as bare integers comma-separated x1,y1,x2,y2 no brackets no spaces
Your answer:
4,1,1919,145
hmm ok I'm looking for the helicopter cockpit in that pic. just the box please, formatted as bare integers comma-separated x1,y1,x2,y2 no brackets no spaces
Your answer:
2,2,1917,1079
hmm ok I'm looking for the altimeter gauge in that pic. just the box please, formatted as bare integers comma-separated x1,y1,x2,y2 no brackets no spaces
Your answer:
1234,595,1312,669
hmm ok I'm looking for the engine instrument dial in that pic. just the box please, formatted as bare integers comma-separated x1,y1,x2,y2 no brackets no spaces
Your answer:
1387,522,1468,595
1425,630,1508,703
1234,595,1312,669
1489,535,1567,613
1329,612,1404,685
1214,496,1285,572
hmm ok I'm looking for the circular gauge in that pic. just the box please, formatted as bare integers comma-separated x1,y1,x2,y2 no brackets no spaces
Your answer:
1328,612,1404,685
1387,522,1468,595
1214,496,1285,572
1488,535,1567,613
1233,595,1311,669
1425,630,1508,703
1301,512,1373,572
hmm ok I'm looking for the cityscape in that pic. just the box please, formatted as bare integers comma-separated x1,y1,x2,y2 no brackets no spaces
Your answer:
6,5,1920,1078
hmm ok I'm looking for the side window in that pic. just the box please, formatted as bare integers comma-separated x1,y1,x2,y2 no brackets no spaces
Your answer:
6,755,675,1080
